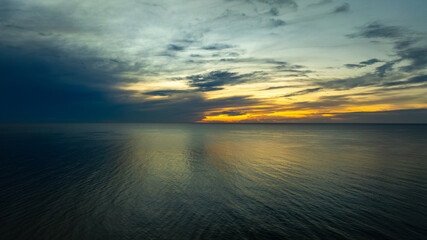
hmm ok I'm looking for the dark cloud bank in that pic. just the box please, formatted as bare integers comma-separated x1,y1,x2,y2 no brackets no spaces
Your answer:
0,45,263,122
0,46,124,122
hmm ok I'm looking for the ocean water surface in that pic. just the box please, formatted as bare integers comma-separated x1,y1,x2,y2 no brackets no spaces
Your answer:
0,123,426,239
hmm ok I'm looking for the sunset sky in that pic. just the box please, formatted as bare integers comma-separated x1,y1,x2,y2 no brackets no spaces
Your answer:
1,0,426,123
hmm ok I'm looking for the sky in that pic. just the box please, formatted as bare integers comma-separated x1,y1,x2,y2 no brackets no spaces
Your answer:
1,0,427,123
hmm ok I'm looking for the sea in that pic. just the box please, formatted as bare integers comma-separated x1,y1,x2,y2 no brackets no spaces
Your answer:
1,123,426,240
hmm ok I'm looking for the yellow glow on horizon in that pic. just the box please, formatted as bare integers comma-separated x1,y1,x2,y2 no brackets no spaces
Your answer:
267,110,322,118
115,75,427,123
199,114,254,122
344,105,393,113
199,109,327,123
198,102,427,123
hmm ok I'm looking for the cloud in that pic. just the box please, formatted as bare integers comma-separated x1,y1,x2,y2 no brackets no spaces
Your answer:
186,70,265,91
272,61,313,76
225,0,298,9
345,58,383,68
349,22,427,74
187,71,238,91
397,46,427,72
256,0,298,8
313,69,427,97
332,3,350,14
269,7,279,16
283,88,322,97
375,61,396,77
317,70,427,92
360,58,382,65
382,75,427,87
261,85,295,90
348,22,404,39
269,19,286,27
209,110,245,116
143,90,190,96
317,74,380,90
167,44,186,51
307,0,334,8
344,64,364,69
214,58,311,76
201,43,234,50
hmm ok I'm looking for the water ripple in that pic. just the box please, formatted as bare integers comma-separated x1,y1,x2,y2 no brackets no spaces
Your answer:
0,123,426,239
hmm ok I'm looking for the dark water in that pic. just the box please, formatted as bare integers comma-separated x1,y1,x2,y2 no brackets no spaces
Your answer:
1,124,426,240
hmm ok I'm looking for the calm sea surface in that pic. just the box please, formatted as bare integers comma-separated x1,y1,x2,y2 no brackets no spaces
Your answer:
0,124,426,240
